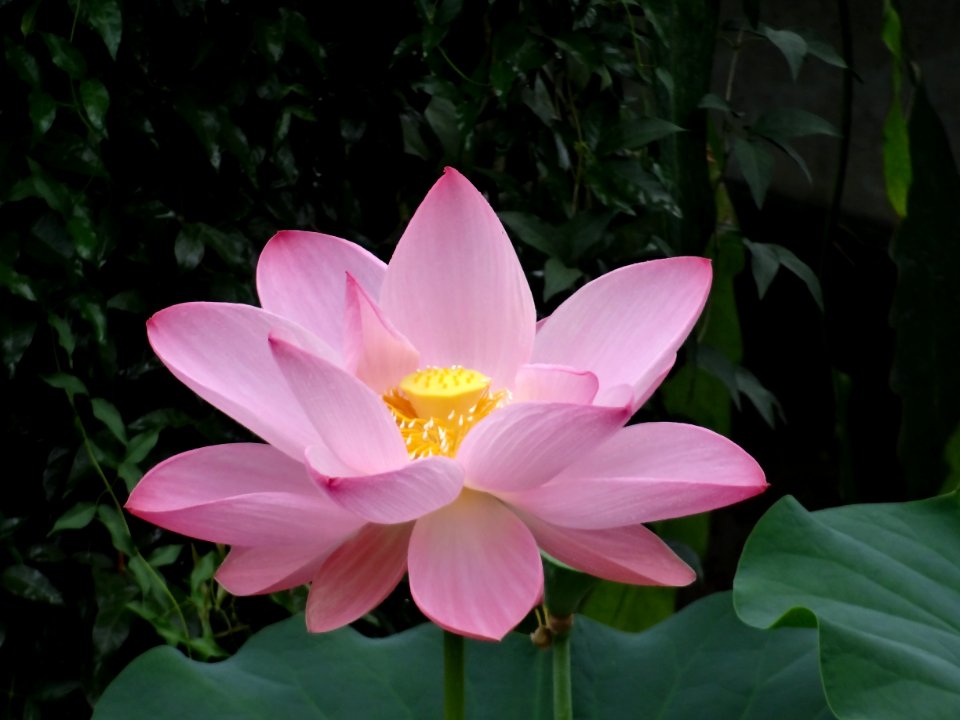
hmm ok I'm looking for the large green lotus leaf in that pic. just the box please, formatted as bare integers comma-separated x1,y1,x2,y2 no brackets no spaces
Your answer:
94,592,827,719
734,493,960,719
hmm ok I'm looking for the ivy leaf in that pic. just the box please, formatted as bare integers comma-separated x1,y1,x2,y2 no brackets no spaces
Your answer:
91,398,127,444
2,565,64,605
42,372,88,398
80,79,110,135
49,502,98,534
28,91,57,136
174,229,205,270
42,33,87,79
84,0,123,60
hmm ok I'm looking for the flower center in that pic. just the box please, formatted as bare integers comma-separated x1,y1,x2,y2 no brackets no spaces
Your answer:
383,366,508,458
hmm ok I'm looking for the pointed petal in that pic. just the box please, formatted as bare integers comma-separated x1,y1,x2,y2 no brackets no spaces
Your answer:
512,363,599,404
306,523,412,632
268,334,407,474
147,302,336,459
216,543,337,595
126,444,363,545
520,512,696,586
306,449,463,524
408,491,542,640
458,402,629,492
502,423,767,529
532,257,712,410
256,231,386,357
380,168,536,389
343,273,420,394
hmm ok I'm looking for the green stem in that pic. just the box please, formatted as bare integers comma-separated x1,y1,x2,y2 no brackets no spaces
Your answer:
443,630,465,720
552,629,573,720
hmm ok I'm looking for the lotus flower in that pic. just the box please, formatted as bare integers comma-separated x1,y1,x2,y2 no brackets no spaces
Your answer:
126,168,766,640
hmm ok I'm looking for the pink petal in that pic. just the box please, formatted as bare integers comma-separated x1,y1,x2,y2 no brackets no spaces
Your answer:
520,512,696,586
512,363,599,404
501,423,767,529
268,334,408,474
408,491,543,640
147,302,337,459
306,523,412,632
532,257,712,410
379,168,536,389
126,444,363,545
256,231,386,358
216,543,337,595
343,273,420,394
458,402,629,492
306,449,464,524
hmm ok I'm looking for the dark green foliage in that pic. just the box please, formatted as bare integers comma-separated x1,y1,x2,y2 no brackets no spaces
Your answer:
95,593,831,720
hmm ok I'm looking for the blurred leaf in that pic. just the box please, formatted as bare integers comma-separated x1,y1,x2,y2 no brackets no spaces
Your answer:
891,85,960,498
1,314,36,377
596,117,685,156
881,1,909,217
698,92,735,114
768,138,812,182
806,39,847,69
5,45,41,86
424,96,460,159
85,0,123,59
542,553,599,617
68,210,100,262
91,398,127,444
743,239,823,310
42,372,88,397
0,264,37,301
499,211,559,257
581,582,675,632
21,2,40,36
96,593,830,720
174,229,205,270
147,545,182,568
520,74,557,125
542,258,582,302
28,91,57,136
733,137,773,208
399,113,430,160
93,568,137,661
80,79,110,135
96,505,134,556
257,21,285,64
759,25,807,80
41,33,87,79
47,315,76,359
883,104,911,218
50,502,97,534
125,429,160,465
751,108,839,141
735,366,784,426
2,565,64,606
735,493,960,720
79,297,108,344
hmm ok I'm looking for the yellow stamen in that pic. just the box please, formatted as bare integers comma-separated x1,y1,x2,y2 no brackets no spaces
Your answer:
384,366,509,459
